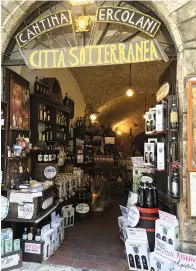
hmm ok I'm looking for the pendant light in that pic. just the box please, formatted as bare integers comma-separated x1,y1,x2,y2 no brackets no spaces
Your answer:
126,64,134,97
143,92,147,118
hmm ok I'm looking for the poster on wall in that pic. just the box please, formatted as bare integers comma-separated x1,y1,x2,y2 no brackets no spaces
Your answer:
10,77,30,130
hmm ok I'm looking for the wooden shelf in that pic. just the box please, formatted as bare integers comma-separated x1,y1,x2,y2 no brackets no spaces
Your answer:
146,131,167,136
3,203,59,224
38,120,67,128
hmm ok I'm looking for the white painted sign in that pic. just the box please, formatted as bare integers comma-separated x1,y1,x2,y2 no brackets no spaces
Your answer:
131,157,144,167
1,253,20,269
190,172,196,217
18,203,34,219
76,203,90,214
127,206,140,227
44,166,57,179
174,251,196,271
1,196,9,220
24,242,41,254
10,192,42,204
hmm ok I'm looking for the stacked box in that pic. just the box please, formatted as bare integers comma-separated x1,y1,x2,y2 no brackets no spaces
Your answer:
125,228,150,271
155,211,179,261
118,216,129,241
157,142,165,170
41,224,56,261
156,102,166,132
150,252,174,271
61,204,75,228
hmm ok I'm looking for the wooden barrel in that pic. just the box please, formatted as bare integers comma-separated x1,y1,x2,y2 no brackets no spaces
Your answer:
34,163,59,181
136,207,159,252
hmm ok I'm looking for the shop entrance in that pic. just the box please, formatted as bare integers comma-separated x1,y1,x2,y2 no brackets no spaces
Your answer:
1,1,180,271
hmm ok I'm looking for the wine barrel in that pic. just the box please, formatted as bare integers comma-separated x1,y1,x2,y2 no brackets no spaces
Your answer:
34,163,59,181
136,207,159,252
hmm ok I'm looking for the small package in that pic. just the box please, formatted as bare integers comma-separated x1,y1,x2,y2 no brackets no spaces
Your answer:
157,142,165,170
150,251,174,271
155,211,179,261
125,228,150,271
145,108,156,134
118,216,129,241
144,143,155,165
61,204,75,228
1,228,13,240
13,239,20,251
51,221,61,250
41,224,55,261
156,102,166,132
5,239,12,254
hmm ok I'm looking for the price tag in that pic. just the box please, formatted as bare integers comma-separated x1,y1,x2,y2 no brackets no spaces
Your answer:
1,196,9,220
44,166,57,179
24,242,41,254
127,206,140,227
76,203,89,213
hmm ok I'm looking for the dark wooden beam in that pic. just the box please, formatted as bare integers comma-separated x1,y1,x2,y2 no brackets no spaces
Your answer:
2,59,26,67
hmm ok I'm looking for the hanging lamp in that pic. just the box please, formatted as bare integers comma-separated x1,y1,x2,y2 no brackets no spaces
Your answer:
126,64,134,97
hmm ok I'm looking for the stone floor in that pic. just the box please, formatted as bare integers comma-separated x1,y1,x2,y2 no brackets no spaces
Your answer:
14,196,129,271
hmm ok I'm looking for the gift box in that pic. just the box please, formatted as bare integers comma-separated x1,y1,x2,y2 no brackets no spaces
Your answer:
150,251,174,271
61,204,75,228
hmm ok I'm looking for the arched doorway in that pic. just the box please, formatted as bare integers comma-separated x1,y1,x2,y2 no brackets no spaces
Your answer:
1,0,196,262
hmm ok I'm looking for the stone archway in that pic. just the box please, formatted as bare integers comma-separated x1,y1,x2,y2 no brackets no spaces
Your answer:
1,0,196,253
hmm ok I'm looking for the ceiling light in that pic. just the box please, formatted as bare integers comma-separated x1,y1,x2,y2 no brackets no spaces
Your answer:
117,130,122,135
126,89,134,97
75,16,90,32
90,113,97,121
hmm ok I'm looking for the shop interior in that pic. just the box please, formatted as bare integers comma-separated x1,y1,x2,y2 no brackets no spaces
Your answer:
1,1,180,271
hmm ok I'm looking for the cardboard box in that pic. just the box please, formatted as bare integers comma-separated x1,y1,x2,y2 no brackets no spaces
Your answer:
155,211,179,261
5,239,12,254
157,142,165,170
41,225,55,261
13,239,20,251
118,216,129,241
1,228,13,240
51,222,61,250
144,143,155,165
156,103,166,132
125,228,150,271
61,204,75,228
145,108,156,134
150,251,174,271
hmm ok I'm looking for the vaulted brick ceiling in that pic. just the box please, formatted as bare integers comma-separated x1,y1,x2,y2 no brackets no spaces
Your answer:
70,61,169,136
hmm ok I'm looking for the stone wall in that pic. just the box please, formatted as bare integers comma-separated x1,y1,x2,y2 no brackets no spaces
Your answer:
1,0,196,253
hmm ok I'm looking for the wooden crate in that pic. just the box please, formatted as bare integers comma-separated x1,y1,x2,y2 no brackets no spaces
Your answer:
21,240,44,263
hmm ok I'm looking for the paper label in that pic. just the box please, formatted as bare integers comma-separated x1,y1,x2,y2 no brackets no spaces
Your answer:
76,203,90,213
24,242,41,254
158,210,178,225
10,192,42,204
1,196,9,220
44,166,57,179
170,111,178,122
1,253,19,269
18,203,34,219
127,206,140,227
126,228,148,241
174,251,196,271
131,157,144,167
41,224,51,235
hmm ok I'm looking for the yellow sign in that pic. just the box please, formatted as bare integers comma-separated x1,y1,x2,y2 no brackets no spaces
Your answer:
20,39,168,70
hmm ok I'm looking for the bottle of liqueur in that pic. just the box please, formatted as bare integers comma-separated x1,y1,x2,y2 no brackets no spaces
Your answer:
128,254,135,268
135,255,142,269
44,147,49,163
27,227,34,240
38,104,43,121
171,170,180,199
1,109,5,128
152,182,158,208
22,228,28,240
47,110,50,122
145,182,154,208
48,147,53,162
49,126,53,141
42,128,45,142
137,182,145,207
43,105,47,121
35,229,41,242
170,101,178,129
46,125,49,141
45,84,49,97
38,79,42,95
38,148,43,163
170,135,178,162
63,93,68,106
34,76,39,94
141,256,148,270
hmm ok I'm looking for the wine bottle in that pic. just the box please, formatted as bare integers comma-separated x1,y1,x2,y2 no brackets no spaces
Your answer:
27,227,34,240
137,182,145,207
141,255,148,270
145,182,154,208
152,182,158,208
38,104,43,121
39,79,42,95
44,148,48,163
22,228,28,240
170,102,178,129
63,93,68,106
49,126,53,141
34,76,39,94
171,170,180,199
128,254,135,268
47,110,50,122
35,229,41,242
170,135,178,162
48,147,53,162
38,148,43,163
135,255,142,269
